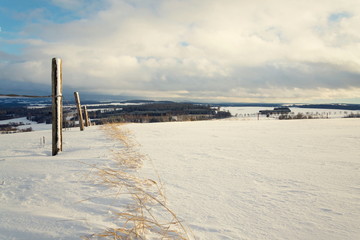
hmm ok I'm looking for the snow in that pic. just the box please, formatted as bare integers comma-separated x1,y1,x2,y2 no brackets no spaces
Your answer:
127,118,360,240
0,127,123,239
0,117,51,131
0,117,38,125
1,112,359,239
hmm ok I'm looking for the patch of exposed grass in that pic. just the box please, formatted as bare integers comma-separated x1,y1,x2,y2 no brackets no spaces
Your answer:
85,123,191,240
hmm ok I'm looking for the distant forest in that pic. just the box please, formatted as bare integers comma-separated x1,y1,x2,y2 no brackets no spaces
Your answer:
87,102,231,124
290,104,360,111
0,101,231,126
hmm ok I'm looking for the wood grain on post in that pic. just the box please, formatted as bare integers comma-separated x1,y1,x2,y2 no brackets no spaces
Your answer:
74,92,85,131
84,106,90,127
52,58,63,156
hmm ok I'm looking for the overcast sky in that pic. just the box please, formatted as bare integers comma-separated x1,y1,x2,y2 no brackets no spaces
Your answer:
1,0,359,103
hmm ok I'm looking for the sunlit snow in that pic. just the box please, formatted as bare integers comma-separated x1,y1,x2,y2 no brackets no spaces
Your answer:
0,108,359,239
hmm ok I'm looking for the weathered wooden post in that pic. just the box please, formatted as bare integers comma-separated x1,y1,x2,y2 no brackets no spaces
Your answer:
52,58,63,156
74,91,85,131
83,105,90,127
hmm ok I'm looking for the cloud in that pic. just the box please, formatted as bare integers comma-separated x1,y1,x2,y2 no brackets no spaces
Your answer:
1,0,360,103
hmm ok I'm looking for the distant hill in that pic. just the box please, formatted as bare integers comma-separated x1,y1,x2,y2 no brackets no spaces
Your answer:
288,104,360,111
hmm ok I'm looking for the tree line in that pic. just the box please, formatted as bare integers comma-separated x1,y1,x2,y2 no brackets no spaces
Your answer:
0,102,232,127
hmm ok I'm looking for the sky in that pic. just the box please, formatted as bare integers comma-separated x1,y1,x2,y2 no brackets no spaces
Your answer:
0,0,360,103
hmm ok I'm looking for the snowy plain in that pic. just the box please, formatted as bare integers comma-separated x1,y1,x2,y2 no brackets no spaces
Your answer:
127,117,360,240
0,108,359,239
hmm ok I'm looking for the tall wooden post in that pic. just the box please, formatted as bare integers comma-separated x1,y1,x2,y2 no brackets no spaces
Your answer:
52,58,63,156
74,91,85,131
83,106,90,127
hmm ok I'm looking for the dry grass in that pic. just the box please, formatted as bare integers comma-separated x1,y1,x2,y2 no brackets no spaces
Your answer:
84,123,191,240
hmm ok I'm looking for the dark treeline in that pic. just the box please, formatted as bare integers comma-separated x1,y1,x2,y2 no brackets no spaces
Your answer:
0,102,232,126
88,102,231,124
291,104,360,111
121,103,214,114
0,106,27,120
0,106,52,123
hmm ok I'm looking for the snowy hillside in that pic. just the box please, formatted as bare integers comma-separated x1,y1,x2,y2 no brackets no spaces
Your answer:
127,118,360,240
1,116,359,239
0,127,124,239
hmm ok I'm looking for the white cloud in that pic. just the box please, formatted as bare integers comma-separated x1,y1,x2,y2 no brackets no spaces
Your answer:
1,0,360,102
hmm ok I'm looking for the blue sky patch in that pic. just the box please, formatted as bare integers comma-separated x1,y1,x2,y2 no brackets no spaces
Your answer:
179,41,190,47
0,0,81,33
328,12,352,22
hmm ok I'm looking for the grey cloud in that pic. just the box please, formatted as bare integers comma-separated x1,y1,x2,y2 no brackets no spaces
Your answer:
231,62,360,89
1,0,360,103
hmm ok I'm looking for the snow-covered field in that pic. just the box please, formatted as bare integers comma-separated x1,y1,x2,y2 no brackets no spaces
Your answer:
0,111,359,239
0,127,126,239
127,118,360,240
0,117,51,131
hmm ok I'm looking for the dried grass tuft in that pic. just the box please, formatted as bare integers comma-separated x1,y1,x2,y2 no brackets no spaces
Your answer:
84,123,191,240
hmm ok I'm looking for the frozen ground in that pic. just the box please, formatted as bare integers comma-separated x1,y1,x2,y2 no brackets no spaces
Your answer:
126,118,360,240
0,112,359,239
0,127,124,239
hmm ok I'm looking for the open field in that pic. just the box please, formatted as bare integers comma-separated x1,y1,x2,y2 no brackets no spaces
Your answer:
127,117,360,240
0,112,359,239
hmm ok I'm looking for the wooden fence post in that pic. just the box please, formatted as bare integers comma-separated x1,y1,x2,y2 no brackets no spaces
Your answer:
83,106,90,127
52,58,63,156
74,91,85,131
